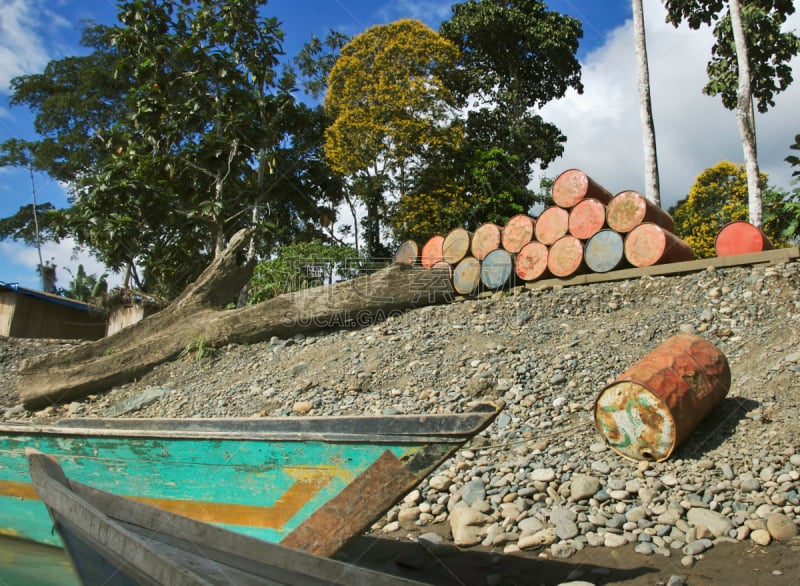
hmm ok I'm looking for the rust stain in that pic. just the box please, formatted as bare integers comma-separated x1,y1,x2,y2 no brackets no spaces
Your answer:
0,479,39,501
281,449,418,557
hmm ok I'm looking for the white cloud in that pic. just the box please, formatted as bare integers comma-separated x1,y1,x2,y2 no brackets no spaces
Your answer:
0,0,60,93
536,5,800,210
1,238,122,291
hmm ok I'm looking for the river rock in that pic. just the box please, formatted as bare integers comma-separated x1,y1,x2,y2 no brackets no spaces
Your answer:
449,503,491,546
766,513,798,541
687,508,733,538
570,474,601,501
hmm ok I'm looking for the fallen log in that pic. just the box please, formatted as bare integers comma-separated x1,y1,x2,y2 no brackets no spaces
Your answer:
17,231,454,410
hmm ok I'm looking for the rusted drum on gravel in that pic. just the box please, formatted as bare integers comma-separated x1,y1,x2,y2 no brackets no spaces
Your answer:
568,198,606,240
551,168,614,208
393,240,418,265
715,221,773,257
515,241,549,282
534,206,569,245
546,235,584,278
624,223,694,267
420,235,445,268
502,214,535,253
480,249,513,289
452,256,481,295
471,223,503,261
442,228,472,265
584,230,626,273
606,190,675,234
594,333,731,462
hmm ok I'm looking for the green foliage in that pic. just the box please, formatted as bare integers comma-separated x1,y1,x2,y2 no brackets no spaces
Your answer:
663,0,799,113
247,240,362,304
64,264,109,302
669,161,797,258
179,334,213,363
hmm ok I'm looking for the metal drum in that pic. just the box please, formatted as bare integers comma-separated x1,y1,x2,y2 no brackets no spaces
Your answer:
624,223,694,267
552,169,614,208
534,206,569,245
594,334,731,462
547,235,584,278
715,221,773,257
515,241,548,282
480,249,513,289
606,190,675,234
471,223,503,260
584,230,626,273
452,256,481,295
568,198,606,240
393,240,418,265
442,228,472,265
502,214,535,253
420,235,445,268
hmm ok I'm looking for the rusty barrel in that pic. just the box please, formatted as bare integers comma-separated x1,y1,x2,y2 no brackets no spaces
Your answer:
624,223,694,267
547,235,584,278
594,333,731,462
452,256,481,295
552,168,614,208
568,198,606,240
584,229,627,273
393,240,418,265
502,214,535,253
420,235,445,268
715,221,773,257
471,223,503,260
480,249,513,289
534,206,569,245
515,241,549,282
606,190,675,234
442,228,472,264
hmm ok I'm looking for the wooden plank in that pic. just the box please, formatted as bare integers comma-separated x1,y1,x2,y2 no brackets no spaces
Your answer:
525,247,799,290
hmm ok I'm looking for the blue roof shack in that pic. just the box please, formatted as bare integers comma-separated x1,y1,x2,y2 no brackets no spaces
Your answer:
0,283,106,340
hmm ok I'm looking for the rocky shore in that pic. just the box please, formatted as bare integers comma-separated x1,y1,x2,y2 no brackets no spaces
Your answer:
2,258,800,585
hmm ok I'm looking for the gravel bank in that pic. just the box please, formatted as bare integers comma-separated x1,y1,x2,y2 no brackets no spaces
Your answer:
2,259,800,579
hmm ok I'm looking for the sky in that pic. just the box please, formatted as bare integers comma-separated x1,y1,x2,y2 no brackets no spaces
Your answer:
0,0,798,291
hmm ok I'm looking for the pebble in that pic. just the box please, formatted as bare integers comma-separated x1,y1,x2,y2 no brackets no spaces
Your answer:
4,261,799,568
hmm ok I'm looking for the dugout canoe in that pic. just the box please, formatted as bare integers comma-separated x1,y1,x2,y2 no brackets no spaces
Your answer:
0,402,503,557
25,449,429,586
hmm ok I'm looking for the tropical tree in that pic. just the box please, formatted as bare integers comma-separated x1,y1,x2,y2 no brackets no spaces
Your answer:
439,0,584,219
663,0,800,227
324,19,462,258
632,0,661,206
670,160,797,258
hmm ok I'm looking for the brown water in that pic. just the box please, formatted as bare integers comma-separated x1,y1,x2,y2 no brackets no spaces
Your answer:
0,536,79,586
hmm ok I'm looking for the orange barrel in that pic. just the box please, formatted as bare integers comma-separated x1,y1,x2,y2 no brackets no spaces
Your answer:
515,241,549,282
420,235,445,268
480,249,513,289
552,168,614,208
442,228,472,264
594,333,731,462
584,229,627,273
534,206,569,245
471,223,503,260
606,190,675,234
452,256,481,295
393,240,418,265
502,214,536,253
715,221,773,257
431,260,453,278
624,223,694,267
568,198,606,240
547,235,585,278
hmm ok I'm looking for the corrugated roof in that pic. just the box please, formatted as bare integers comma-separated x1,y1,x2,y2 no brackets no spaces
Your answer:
0,282,104,314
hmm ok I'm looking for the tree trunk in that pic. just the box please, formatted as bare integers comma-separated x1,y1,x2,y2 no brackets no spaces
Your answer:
17,229,454,410
728,0,762,228
632,0,661,207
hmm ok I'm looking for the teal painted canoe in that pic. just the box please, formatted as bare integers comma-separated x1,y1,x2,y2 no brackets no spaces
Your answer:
0,402,502,557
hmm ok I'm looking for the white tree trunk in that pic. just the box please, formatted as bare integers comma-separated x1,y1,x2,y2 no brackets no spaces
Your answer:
632,0,661,207
728,0,762,227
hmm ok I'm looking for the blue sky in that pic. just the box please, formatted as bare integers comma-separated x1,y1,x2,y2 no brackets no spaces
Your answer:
1,0,798,290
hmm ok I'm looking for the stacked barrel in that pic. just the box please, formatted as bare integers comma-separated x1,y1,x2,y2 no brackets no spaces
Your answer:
395,168,696,295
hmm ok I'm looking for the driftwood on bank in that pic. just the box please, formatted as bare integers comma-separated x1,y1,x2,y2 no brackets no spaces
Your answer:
17,230,454,410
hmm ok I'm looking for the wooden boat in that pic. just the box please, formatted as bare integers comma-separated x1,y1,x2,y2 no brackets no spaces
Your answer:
26,448,430,585
1,402,502,556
